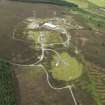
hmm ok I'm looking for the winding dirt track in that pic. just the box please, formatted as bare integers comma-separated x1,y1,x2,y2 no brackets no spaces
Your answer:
10,16,79,105
0,1,79,105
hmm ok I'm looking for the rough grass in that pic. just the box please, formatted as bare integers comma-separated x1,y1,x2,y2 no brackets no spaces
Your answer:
64,0,89,8
27,30,40,44
27,30,64,46
88,0,105,7
51,52,83,81
45,31,63,44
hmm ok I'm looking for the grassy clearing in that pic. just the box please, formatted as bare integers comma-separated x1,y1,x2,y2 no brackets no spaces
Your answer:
45,31,63,44
27,30,64,46
28,30,64,44
88,0,105,7
27,30,40,44
51,52,83,81
0,59,17,105
64,0,89,8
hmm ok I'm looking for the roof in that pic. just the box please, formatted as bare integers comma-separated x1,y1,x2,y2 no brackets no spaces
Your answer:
42,23,57,29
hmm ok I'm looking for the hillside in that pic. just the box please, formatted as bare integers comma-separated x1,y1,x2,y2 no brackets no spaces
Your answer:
88,0,105,7
10,0,105,8
64,0,89,8
64,0,105,8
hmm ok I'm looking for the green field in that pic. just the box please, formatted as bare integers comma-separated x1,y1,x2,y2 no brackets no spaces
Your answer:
88,0,105,7
45,31,63,44
0,59,16,105
64,0,105,7
27,30,40,44
51,52,83,81
65,0,89,8
27,30,64,47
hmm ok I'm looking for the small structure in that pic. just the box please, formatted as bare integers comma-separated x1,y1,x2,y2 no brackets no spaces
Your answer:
42,22,66,34
27,22,39,29
26,17,36,22
42,23,57,29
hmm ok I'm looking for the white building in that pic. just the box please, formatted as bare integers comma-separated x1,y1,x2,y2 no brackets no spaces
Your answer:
42,22,66,34
42,23,57,29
